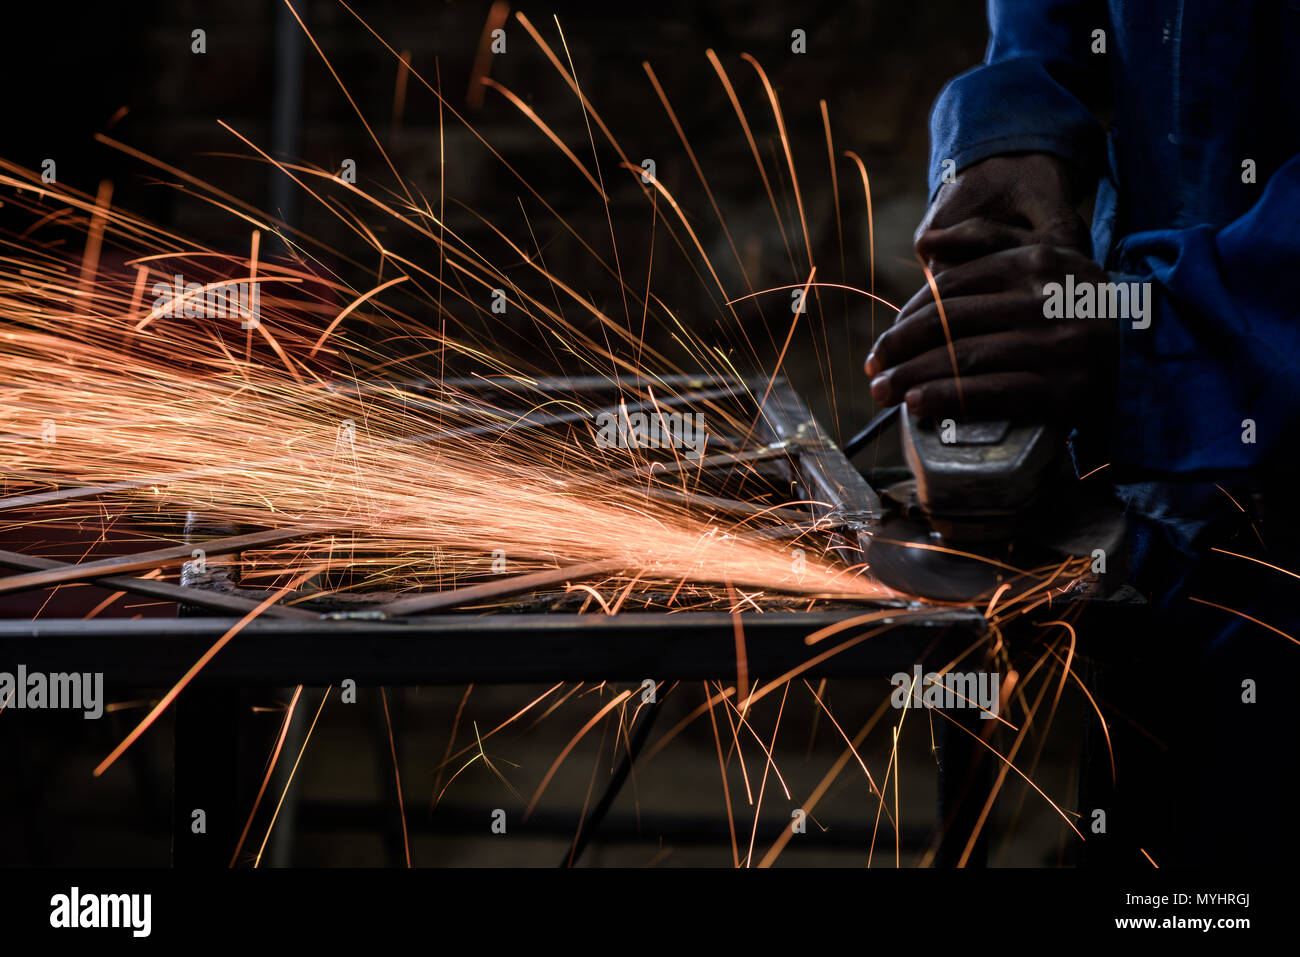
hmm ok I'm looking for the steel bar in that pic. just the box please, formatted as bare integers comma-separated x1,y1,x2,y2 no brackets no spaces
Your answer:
378,560,625,617
333,373,747,398
758,380,882,556
395,386,740,447
0,548,318,620
576,444,790,485
0,526,317,596
0,609,985,686
843,405,900,458
564,695,663,867
0,480,158,512
642,487,813,526
441,374,746,392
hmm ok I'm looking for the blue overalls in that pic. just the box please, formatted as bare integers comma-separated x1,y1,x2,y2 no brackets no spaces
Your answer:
927,1,1300,865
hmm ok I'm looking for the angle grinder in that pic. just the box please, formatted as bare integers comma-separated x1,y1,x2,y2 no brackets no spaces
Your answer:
862,411,1125,602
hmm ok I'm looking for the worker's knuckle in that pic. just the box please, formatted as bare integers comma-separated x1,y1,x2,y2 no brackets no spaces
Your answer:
1041,213,1083,242
1056,247,1088,271
956,340,984,370
1023,244,1058,274
873,329,897,361
911,383,937,411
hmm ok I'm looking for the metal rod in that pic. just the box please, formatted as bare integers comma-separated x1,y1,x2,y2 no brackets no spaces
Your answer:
0,548,318,619
379,560,624,617
330,374,747,397
577,444,790,485
0,526,316,596
395,386,740,447
0,480,156,512
641,487,813,526
757,381,882,558
0,608,984,686
843,405,899,458
564,695,663,867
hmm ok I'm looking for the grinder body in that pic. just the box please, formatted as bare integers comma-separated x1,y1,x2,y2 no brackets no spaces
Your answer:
900,413,1062,544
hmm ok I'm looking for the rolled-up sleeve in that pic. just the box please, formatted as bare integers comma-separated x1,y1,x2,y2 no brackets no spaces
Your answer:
928,0,1111,197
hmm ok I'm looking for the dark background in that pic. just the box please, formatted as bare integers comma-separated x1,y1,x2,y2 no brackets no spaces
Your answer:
0,0,988,438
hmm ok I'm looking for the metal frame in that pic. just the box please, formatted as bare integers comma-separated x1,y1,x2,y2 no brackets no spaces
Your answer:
0,375,998,867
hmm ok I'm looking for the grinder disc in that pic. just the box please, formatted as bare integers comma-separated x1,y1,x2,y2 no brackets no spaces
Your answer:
866,512,1025,603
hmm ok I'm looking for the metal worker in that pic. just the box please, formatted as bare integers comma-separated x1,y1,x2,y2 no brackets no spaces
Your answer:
868,2,1299,866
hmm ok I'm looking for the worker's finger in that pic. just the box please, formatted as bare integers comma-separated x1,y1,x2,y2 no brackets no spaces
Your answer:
866,291,1034,375
869,331,1047,406
915,218,1033,270
907,243,1083,319
900,372,1053,420
881,243,1091,356
895,247,1023,320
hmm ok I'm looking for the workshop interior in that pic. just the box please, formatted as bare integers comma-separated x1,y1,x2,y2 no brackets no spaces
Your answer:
0,0,1292,910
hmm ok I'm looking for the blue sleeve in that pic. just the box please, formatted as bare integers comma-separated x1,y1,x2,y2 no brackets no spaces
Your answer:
928,0,1110,197
1099,155,1300,478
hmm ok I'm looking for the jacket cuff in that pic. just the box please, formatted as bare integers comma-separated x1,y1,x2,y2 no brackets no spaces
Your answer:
928,58,1105,199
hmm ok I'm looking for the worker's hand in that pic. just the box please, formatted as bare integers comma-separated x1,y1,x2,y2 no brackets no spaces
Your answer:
864,243,1118,425
915,153,1092,271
